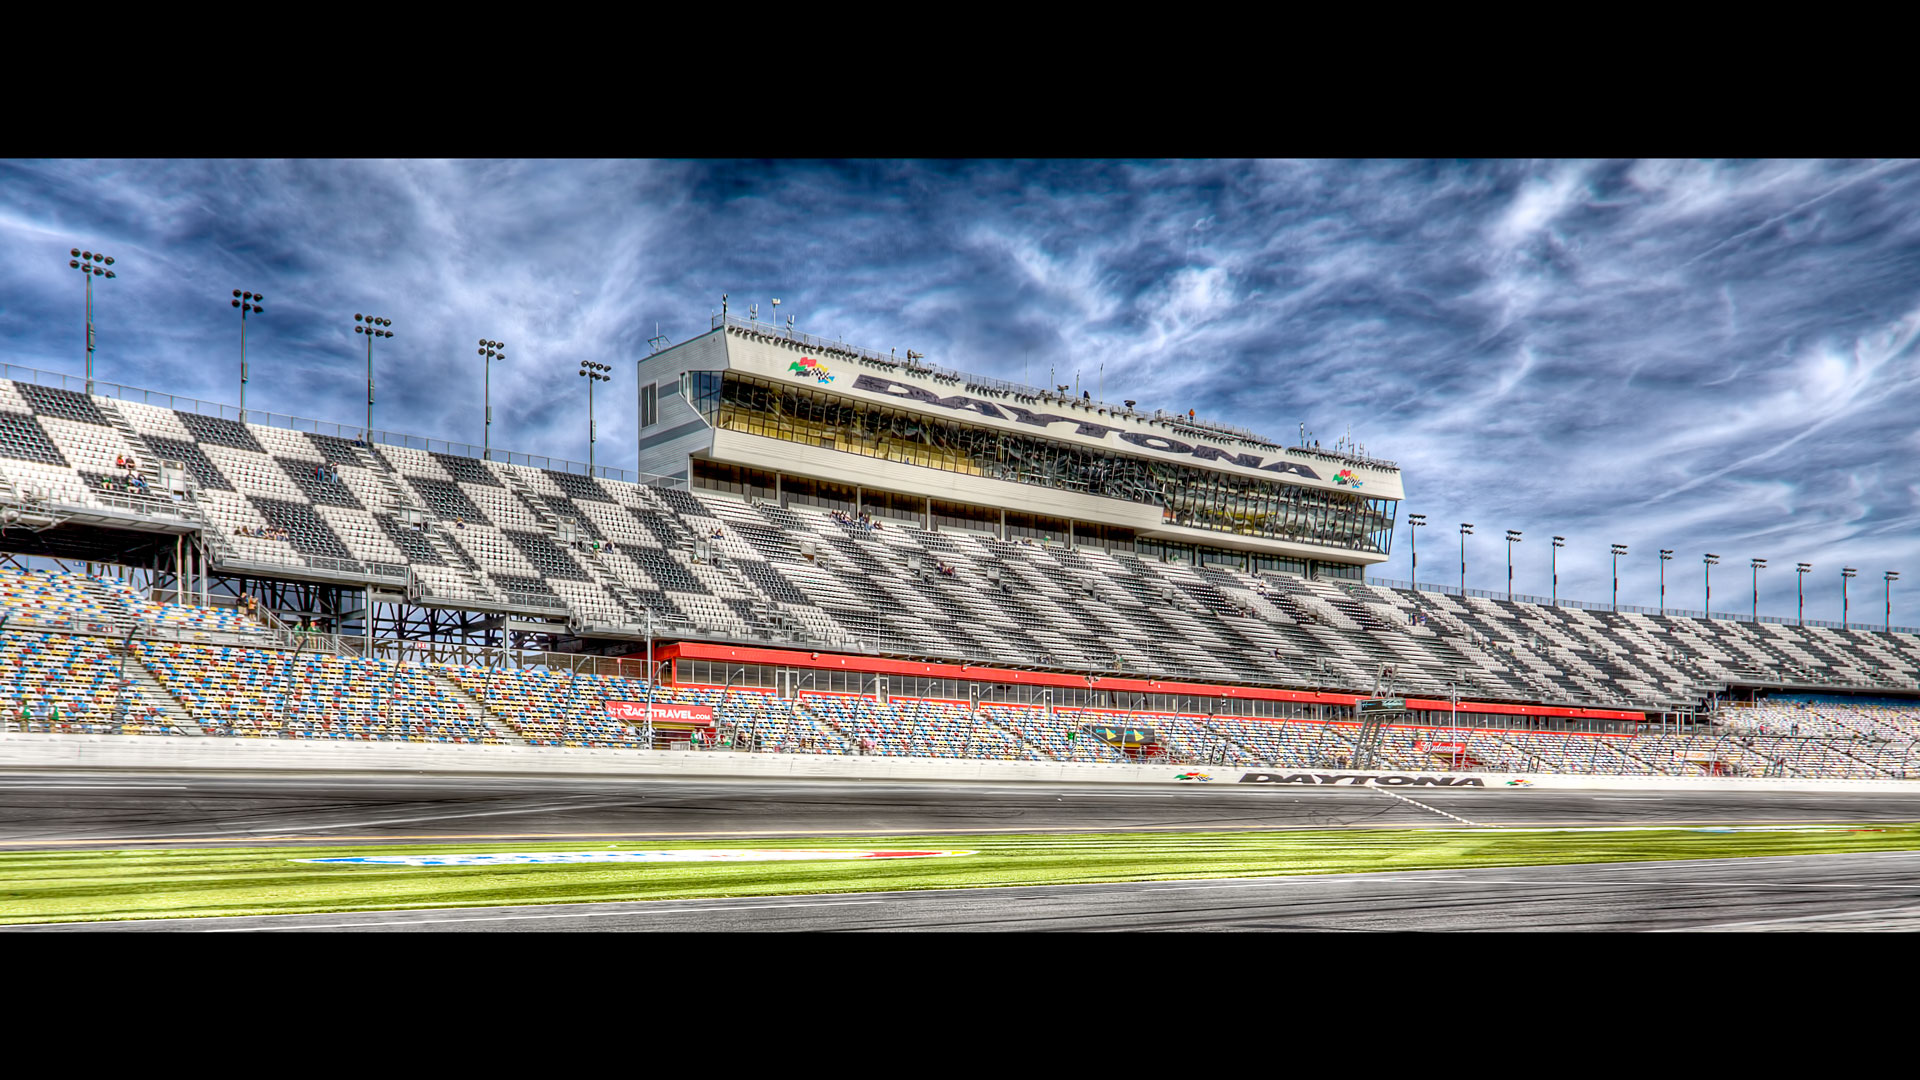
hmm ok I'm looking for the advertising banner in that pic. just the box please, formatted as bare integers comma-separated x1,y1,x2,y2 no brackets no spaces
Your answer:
607,701,714,727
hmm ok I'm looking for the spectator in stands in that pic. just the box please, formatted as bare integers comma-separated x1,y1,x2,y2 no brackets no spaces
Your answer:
456,518,467,529
115,455,126,470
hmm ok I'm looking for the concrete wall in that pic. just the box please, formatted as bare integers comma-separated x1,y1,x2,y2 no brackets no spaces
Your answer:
2,734,1917,794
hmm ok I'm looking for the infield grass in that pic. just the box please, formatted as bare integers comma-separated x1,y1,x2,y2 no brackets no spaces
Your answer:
3,824,1918,925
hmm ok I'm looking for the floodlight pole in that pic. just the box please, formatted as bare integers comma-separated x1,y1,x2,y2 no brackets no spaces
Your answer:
1660,550,1673,616
1459,523,1473,594
1750,558,1766,622
1408,514,1425,591
1552,536,1565,607
231,290,262,423
353,313,393,441
1506,530,1522,601
479,340,506,461
1887,571,1900,634
579,360,612,475
1842,568,1857,631
1611,544,1628,612
1704,554,1719,617
68,248,117,394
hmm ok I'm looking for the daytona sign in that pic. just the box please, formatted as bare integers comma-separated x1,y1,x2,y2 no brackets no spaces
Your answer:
606,701,714,726
1238,772,1487,787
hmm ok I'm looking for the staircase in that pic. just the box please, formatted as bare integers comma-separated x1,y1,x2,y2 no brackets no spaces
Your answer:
495,470,648,625
118,644,204,735
93,400,166,491
351,443,499,604
429,670,526,745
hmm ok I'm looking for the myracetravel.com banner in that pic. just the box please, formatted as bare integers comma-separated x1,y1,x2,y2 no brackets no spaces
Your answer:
606,701,714,726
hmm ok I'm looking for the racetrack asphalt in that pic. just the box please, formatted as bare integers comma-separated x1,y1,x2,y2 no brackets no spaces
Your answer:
13,851,1920,932
5,772,1920,930
3,772,1920,849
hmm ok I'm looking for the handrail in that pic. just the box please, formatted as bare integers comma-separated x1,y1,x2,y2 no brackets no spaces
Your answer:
709,313,1398,471
0,360,686,490
1367,576,1920,634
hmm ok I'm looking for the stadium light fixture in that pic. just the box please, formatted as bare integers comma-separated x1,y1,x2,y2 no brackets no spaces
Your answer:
1703,553,1720,618
1610,544,1628,612
1506,530,1522,602
1459,523,1473,595
578,360,613,474
1551,536,1566,607
352,313,394,440
1750,558,1767,622
1887,570,1899,633
69,247,117,394
479,339,507,461
1842,567,1857,631
1796,562,1812,626
1660,550,1674,617
231,289,263,423
1407,514,1426,591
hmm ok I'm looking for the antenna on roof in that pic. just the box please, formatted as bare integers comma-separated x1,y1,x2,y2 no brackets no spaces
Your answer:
647,322,671,355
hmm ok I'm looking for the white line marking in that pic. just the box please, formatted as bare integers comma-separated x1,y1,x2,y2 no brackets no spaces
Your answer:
204,899,886,931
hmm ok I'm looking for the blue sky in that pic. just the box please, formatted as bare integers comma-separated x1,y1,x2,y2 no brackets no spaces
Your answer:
2,159,1916,624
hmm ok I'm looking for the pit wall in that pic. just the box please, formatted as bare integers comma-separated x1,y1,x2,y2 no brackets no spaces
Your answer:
1,733,1916,794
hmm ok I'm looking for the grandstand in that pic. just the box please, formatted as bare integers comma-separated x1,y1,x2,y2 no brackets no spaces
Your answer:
2,317,1918,781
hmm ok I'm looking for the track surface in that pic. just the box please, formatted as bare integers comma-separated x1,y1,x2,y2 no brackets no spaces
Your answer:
5,772,1920,848
6,772,1920,930
14,852,1920,932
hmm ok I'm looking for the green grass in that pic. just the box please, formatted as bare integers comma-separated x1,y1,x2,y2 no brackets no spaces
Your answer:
3,825,1918,925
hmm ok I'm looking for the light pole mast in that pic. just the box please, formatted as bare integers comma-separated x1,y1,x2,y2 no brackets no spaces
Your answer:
578,360,612,474
68,248,116,394
1506,530,1522,601
1704,553,1719,617
354,313,394,440
1750,558,1767,622
232,290,263,422
1611,543,1628,612
1796,563,1811,625
1659,550,1673,616
1888,571,1900,634
479,340,506,460
1843,567,1857,630
1552,536,1565,606
1407,513,1425,590
1459,523,1473,594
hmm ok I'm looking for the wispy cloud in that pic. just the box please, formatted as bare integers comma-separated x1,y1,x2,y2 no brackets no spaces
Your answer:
1,158,1915,623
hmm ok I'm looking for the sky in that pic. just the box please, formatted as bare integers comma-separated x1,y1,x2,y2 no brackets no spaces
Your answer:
1,159,1916,625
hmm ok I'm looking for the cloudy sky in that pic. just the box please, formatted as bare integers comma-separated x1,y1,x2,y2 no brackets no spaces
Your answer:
2,159,1916,624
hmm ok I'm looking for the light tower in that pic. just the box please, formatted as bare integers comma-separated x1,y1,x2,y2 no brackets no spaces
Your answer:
1796,562,1812,626
578,360,612,473
1459,523,1473,594
1505,530,1522,601
68,248,117,393
479,340,506,460
1704,553,1720,617
231,289,263,422
352,313,394,439
1842,567,1857,630
1750,558,1767,622
1407,514,1426,591
1551,536,1565,606
1610,543,1628,612
1660,550,1673,616
1888,571,1900,633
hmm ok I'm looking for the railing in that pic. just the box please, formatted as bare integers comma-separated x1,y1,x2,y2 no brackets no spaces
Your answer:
709,313,1397,470
1367,576,1920,634
0,360,686,491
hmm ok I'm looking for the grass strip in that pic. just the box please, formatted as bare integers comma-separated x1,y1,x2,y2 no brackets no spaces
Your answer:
2,824,1916,925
